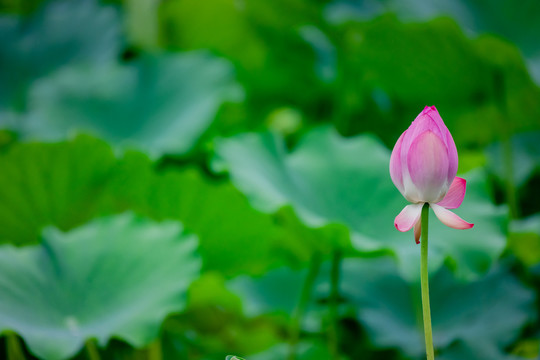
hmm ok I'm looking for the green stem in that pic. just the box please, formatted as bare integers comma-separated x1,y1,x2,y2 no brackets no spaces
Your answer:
421,204,435,360
288,253,322,360
502,137,519,219
328,250,341,360
147,339,162,360
85,339,101,360
6,333,25,360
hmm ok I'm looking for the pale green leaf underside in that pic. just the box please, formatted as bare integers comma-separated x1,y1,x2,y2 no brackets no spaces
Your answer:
16,52,241,157
0,213,201,360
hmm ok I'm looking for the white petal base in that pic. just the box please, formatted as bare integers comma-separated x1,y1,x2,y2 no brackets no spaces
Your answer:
395,204,423,232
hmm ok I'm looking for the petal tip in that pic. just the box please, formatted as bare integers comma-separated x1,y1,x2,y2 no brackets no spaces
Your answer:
422,105,437,114
394,221,407,232
458,222,474,230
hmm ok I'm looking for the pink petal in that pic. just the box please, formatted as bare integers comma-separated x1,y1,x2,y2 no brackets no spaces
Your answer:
423,106,449,144
436,177,466,209
414,218,421,244
394,204,423,232
390,132,405,194
444,130,458,185
418,106,458,184
431,204,474,230
404,107,444,146
406,131,449,202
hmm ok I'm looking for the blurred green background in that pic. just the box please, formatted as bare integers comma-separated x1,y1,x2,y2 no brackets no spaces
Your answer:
0,0,539,359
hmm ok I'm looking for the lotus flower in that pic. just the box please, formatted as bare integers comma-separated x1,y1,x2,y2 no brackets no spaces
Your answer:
390,106,474,243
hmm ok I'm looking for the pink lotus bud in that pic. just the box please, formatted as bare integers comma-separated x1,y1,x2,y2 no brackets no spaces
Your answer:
390,106,458,203
390,106,473,243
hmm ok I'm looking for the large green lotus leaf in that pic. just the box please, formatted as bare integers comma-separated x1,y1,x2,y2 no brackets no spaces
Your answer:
0,213,201,360
21,52,241,157
322,257,535,359
0,137,285,276
108,153,355,275
0,136,117,246
214,126,507,280
0,0,121,111
103,152,287,276
325,0,540,84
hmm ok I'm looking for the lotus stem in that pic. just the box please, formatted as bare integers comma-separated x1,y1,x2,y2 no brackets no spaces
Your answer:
147,339,162,360
6,333,26,360
421,203,435,360
85,339,101,360
288,253,322,360
328,250,341,360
